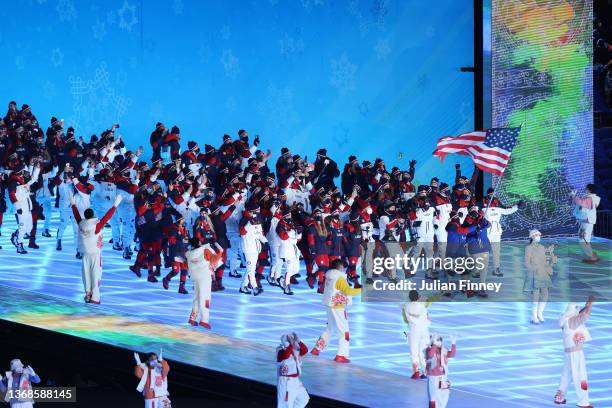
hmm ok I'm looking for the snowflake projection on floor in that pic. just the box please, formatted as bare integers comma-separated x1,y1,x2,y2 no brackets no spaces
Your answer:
15,56,25,71
92,19,106,41
172,0,184,15
68,63,131,136
219,25,231,41
117,0,138,33
56,0,77,23
42,81,57,100
50,48,64,67
220,49,240,79
333,123,349,148
256,83,299,136
348,0,388,36
358,102,369,116
374,38,391,61
280,32,305,59
330,53,357,92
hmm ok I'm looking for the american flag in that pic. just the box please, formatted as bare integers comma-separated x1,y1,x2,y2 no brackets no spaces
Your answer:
433,127,521,176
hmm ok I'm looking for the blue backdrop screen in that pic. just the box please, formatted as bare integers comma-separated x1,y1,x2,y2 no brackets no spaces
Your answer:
2,0,474,185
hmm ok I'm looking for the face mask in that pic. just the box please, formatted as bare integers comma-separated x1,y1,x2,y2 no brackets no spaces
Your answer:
434,339,442,347
365,207,373,215
533,236,541,243
15,367,24,374
149,361,157,368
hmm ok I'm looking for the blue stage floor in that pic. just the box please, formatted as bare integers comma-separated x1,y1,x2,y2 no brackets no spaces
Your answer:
0,215,611,407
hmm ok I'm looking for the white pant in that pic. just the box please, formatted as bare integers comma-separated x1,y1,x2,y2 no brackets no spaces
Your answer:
489,241,501,269
41,196,53,230
118,202,135,249
315,308,350,357
16,210,33,244
144,396,170,408
241,250,259,289
11,402,34,408
428,374,450,408
270,243,282,279
412,241,434,272
579,222,594,258
227,231,242,273
82,251,102,302
277,376,309,408
558,350,590,406
384,242,406,278
57,207,77,243
409,327,430,373
191,277,211,323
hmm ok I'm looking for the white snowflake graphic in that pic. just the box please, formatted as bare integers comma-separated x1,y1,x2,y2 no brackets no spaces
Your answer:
117,0,138,32
369,0,388,27
280,33,304,58
219,25,231,40
374,38,391,61
56,0,77,22
68,62,131,135
93,19,106,41
15,56,25,70
220,49,240,79
42,81,57,100
333,123,349,148
330,53,357,92
301,0,324,10
50,48,64,67
358,102,369,116
256,83,299,136
106,10,116,25
172,0,183,15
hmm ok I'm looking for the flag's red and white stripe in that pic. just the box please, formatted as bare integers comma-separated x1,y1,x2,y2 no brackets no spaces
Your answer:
433,131,511,176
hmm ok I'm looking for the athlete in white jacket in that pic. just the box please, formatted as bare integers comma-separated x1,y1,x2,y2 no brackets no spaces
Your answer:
71,193,122,304
187,238,222,329
571,184,601,264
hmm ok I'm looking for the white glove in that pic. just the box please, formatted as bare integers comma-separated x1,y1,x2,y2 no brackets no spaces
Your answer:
158,349,163,362
26,366,36,376
324,159,330,165
113,194,123,207
134,352,141,365
450,335,456,344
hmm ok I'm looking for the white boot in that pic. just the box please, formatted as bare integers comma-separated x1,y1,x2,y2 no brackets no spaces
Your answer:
531,302,540,324
537,301,546,323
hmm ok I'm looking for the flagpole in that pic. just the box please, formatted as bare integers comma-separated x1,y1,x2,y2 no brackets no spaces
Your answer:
482,122,524,218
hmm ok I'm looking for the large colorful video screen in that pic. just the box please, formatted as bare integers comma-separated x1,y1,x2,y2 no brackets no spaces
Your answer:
1,0,474,185
491,1,593,238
